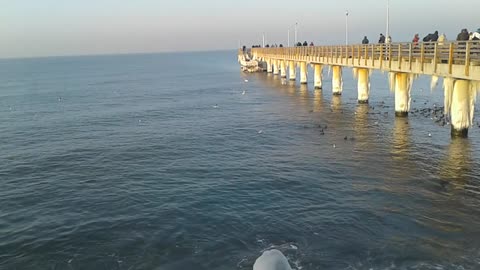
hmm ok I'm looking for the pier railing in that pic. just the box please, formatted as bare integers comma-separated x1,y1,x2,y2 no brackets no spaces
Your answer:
249,41,480,80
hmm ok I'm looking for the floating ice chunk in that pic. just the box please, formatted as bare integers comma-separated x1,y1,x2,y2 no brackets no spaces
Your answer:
253,249,292,270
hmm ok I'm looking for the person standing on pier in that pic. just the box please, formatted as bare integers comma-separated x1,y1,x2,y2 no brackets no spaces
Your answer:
456,29,469,41
470,29,480,40
438,33,446,45
378,33,385,43
412,34,419,45
362,36,369,44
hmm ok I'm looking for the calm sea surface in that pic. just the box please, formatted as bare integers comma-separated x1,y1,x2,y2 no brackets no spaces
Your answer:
1,51,480,270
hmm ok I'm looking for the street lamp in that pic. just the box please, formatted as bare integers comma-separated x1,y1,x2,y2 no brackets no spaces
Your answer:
287,23,298,47
288,30,290,47
295,22,298,46
345,10,349,45
386,0,390,40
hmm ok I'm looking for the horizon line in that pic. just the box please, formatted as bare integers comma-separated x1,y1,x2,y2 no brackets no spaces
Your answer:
0,48,237,61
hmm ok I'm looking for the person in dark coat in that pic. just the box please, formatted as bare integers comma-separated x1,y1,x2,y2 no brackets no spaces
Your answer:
457,29,470,41
296,42,302,47
303,41,308,46
378,34,385,43
362,36,369,44
423,31,439,42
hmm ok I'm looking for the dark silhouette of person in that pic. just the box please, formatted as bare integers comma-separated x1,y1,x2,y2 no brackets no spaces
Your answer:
423,31,439,42
296,42,302,47
362,36,369,44
457,28,470,41
378,34,385,43
303,41,308,46
310,42,314,46
279,44,283,47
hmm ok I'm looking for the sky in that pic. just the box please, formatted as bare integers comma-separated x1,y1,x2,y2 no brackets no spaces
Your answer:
1,0,479,58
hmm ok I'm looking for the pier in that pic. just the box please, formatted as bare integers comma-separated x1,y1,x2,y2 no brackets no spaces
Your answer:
239,41,480,137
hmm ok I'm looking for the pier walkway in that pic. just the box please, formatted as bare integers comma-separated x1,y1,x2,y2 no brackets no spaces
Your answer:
240,41,480,137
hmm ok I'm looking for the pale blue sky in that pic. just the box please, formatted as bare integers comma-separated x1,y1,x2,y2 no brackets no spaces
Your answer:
1,0,479,58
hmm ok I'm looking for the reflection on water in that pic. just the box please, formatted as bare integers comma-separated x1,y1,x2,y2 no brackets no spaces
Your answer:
298,84,310,98
313,89,324,113
353,104,370,152
391,117,411,161
331,95,342,112
439,138,472,187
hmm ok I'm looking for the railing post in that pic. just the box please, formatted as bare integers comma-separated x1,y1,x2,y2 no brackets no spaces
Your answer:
388,44,393,69
398,43,402,69
364,46,368,65
351,45,354,65
408,43,413,71
340,45,343,61
420,43,425,72
448,43,454,74
465,42,471,76
371,44,375,66
357,45,361,65
379,44,383,68
433,42,438,73
335,46,338,64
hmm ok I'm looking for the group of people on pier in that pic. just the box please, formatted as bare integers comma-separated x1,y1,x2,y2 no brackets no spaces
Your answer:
245,28,479,50
361,28,480,46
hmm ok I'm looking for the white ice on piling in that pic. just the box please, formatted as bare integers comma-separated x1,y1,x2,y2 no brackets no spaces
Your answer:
443,77,454,117
430,75,439,92
253,249,293,270
444,78,479,129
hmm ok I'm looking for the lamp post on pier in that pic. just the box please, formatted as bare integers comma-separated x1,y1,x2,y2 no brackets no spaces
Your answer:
287,22,298,47
386,0,390,41
345,10,349,45
294,22,298,46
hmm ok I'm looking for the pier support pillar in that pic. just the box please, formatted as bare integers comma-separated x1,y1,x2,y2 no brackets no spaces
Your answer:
445,79,475,137
273,60,279,75
332,65,343,95
355,68,370,103
392,72,412,117
288,61,296,81
280,60,287,78
300,62,308,84
266,59,273,73
314,64,323,89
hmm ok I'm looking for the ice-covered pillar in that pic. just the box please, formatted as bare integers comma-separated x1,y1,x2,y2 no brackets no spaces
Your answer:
314,64,323,89
272,60,279,75
332,65,343,95
445,79,476,137
391,72,413,117
300,62,308,84
280,60,287,78
355,68,370,103
288,61,296,81
266,59,272,73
